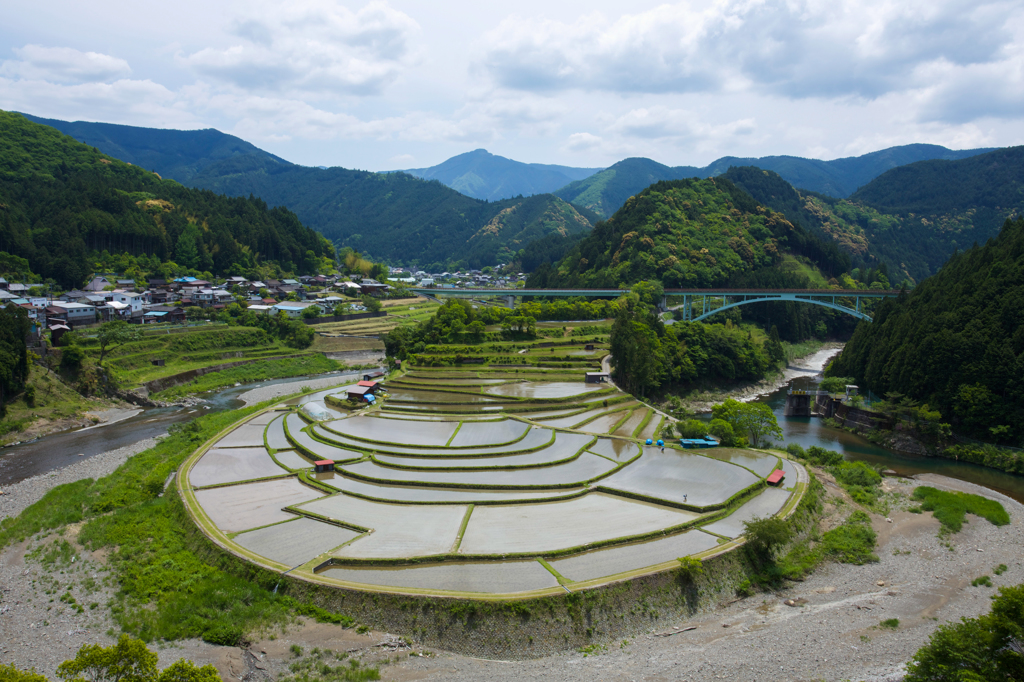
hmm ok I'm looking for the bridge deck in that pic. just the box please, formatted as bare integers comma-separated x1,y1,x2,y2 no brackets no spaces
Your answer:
410,287,901,297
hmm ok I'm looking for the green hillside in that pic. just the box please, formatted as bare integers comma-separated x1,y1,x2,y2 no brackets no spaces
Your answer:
19,113,290,184
538,177,827,288
828,216,1024,445
22,113,595,269
401,148,602,202
0,111,333,288
554,145,996,220
189,154,595,269
553,158,700,218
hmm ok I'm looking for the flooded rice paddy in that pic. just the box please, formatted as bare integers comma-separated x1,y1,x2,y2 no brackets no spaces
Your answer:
183,368,805,596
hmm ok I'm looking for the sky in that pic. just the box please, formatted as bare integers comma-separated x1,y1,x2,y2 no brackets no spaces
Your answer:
2,0,1023,171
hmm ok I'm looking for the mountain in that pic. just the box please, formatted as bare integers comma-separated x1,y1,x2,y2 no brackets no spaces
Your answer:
535,176,825,288
187,154,595,269
21,114,595,269
18,113,290,184
0,112,333,288
400,149,602,202
828,216,1024,445
554,145,996,219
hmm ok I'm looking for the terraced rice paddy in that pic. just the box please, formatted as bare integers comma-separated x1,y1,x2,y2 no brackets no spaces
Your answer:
183,367,805,596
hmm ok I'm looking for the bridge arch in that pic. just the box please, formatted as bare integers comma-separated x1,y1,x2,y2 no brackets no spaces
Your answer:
686,296,872,322
671,290,891,323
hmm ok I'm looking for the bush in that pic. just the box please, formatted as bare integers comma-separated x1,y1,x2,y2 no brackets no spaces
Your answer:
677,419,708,439
59,344,85,372
832,461,882,488
743,515,793,563
708,418,736,446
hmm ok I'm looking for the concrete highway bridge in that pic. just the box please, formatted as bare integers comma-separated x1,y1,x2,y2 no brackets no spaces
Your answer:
408,287,902,322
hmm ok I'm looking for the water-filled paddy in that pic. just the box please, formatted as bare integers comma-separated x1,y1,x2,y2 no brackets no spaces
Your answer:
599,447,759,508
190,447,288,487
185,374,802,596
373,432,593,469
700,487,792,538
483,382,605,399
327,416,459,446
342,451,615,488
549,529,720,582
460,493,700,554
234,517,360,567
194,477,322,532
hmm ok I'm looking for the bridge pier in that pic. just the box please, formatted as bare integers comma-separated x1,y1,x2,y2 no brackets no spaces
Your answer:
658,295,668,313
504,295,516,308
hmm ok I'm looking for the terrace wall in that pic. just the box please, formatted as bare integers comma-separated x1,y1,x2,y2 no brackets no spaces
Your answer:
177,477,819,660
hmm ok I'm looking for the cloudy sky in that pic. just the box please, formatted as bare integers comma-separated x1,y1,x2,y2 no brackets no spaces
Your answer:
3,0,1023,171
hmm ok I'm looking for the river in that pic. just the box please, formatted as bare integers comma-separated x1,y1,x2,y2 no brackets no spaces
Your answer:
754,349,1024,504
0,370,373,485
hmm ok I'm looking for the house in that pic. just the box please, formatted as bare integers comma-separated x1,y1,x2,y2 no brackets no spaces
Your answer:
101,300,132,321
0,277,7,290
766,469,785,486
145,305,186,323
116,279,136,289
362,371,385,382
585,372,610,384
84,276,113,292
110,291,145,313
272,302,316,318
48,302,99,326
345,385,376,402
0,290,17,302
245,304,274,314
356,380,380,393
359,279,389,295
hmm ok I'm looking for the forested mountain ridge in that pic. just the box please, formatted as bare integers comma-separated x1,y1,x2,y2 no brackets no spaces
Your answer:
532,176,846,289
187,153,596,269
400,149,602,202
22,112,595,270
828,216,1024,445
0,112,333,288
19,112,290,184
554,145,996,219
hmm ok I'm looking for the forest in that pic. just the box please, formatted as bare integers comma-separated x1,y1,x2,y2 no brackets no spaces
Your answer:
829,217,1024,445
0,112,335,289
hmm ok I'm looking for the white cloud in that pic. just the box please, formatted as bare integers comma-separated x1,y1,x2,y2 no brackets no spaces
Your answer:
564,132,603,152
0,45,131,83
478,0,1021,103
180,0,420,95
0,76,198,129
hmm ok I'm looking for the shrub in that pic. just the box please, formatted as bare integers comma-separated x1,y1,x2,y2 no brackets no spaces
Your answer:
60,344,85,372
708,418,736,446
912,487,1010,532
743,515,793,563
677,419,708,439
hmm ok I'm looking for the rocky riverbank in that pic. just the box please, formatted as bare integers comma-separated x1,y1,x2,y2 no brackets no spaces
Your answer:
675,342,844,413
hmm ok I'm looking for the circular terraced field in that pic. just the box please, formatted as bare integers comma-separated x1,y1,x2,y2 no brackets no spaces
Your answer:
180,370,807,598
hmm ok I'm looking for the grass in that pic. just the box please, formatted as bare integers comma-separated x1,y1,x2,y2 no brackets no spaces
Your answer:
152,355,342,400
879,618,900,630
0,365,119,444
0,402,357,645
972,575,993,587
310,336,384,353
911,486,1010,533
778,509,878,579
281,648,380,682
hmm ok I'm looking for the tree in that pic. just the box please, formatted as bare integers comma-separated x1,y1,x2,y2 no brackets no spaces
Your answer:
0,304,30,416
56,634,157,682
733,402,783,449
765,325,785,365
53,635,220,682
174,224,201,270
677,419,708,439
905,584,1024,682
361,296,382,313
819,376,854,394
96,320,142,364
301,306,320,320
713,399,782,448
708,418,737,446
743,515,793,563
0,664,48,682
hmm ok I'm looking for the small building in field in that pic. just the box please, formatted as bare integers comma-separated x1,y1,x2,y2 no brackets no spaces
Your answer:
585,372,610,384
314,460,335,473
766,469,786,486
362,371,385,382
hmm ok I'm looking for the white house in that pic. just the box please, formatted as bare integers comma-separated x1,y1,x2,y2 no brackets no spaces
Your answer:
110,291,145,313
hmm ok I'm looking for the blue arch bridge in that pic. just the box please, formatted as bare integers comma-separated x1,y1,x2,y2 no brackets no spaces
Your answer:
407,287,901,322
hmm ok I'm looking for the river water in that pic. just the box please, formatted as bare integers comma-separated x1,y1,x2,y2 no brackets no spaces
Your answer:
0,371,368,485
755,350,1024,503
